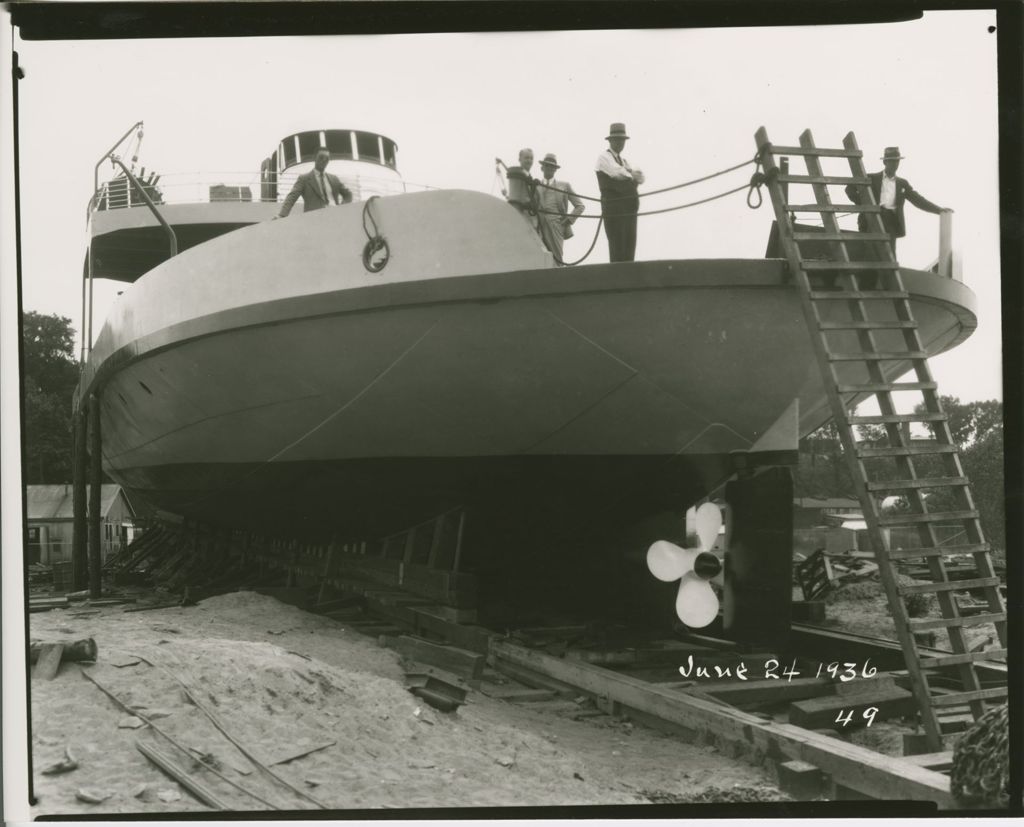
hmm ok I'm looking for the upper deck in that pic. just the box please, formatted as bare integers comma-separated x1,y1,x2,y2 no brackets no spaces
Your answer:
87,128,427,282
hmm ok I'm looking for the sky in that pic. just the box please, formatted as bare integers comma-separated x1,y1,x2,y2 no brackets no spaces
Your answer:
11,10,1004,402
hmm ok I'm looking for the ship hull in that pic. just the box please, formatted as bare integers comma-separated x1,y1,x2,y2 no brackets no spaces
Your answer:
80,191,977,543
94,262,976,539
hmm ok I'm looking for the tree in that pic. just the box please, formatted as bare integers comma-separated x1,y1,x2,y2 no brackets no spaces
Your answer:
961,426,1005,556
22,311,79,484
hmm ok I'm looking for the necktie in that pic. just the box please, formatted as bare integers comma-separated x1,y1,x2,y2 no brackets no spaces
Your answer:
321,172,331,205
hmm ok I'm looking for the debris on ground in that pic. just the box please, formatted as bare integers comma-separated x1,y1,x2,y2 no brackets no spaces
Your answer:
29,590,777,814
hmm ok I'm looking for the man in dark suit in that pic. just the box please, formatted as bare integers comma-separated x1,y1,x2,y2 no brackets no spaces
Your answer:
844,146,951,251
277,147,353,217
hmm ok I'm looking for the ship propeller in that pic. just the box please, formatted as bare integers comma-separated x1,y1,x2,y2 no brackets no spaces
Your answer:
646,502,723,628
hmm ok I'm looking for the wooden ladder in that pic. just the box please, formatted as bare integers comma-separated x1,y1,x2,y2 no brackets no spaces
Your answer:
753,127,1007,750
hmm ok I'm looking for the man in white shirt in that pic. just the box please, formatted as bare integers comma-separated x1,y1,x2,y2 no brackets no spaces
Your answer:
507,147,540,233
536,153,585,264
844,146,950,252
278,147,353,217
594,123,644,262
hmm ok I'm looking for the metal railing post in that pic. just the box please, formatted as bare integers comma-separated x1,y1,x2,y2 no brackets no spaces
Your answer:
937,210,953,278
108,157,177,257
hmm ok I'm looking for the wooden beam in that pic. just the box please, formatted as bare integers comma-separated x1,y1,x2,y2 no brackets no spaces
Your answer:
490,640,953,806
72,411,88,590
388,635,484,680
87,394,103,598
32,644,64,680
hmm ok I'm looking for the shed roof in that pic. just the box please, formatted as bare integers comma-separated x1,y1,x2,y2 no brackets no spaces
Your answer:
25,484,130,520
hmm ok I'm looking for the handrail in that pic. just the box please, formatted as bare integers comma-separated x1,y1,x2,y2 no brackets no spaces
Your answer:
107,156,178,257
91,121,143,216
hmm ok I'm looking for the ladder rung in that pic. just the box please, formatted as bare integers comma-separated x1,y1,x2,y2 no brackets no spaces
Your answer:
828,351,928,362
767,145,863,158
809,291,909,300
899,577,1001,595
908,613,1005,632
840,382,938,395
793,232,892,242
866,476,967,492
920,649,1008,668
802,260,900,271
777,174,870,186
929,687,1008,707
850,412,944,424
887,543,991,560
788,204,881,213
821,320,919,331
878,509,979,527
858,445,957,459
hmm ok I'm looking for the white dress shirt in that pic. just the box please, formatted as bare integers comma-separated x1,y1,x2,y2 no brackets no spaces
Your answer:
595,149,645,185
879,174,897,209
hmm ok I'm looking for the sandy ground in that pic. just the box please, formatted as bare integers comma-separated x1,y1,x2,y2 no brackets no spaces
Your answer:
27,591,781,816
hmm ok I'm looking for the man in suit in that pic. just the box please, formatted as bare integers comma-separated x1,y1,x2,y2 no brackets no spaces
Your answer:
536,153,585,264
595,123,644,263
844,146,951,252
277,147,353,217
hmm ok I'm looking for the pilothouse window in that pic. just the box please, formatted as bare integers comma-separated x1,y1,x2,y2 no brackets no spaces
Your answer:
325,130,355,159
297,132,322,163
382,138,397,168
355,132,381,164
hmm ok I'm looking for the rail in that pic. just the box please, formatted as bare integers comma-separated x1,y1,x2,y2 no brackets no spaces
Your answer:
107,157,177,257
89,171,439,213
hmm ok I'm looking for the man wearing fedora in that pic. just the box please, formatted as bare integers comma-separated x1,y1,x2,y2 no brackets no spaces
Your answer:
845,146,951,251
536,153,585,264
595,122,645,262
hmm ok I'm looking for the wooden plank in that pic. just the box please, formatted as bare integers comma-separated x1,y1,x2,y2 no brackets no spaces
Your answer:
888,543,991,560
788,203,880,212
828,351,927,362
867,476,966,491
409,607,493,653
490,639,953,806
777,174,870,185
793,232,891,242
698,676,835,707
33,644,64,680
929,687,1007,706
136,741,228,810
389,635,484,680
908,613,1005,632
809,291,909,300
802,260,899,270
878,509,978,527
920,649,1008,669
899,577,1000,595
821,321,919,331
841,383,939,395
788,687,917,729
902,751,954,771
767,145,863,158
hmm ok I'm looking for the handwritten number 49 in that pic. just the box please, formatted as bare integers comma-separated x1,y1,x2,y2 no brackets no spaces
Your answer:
836,707,879,728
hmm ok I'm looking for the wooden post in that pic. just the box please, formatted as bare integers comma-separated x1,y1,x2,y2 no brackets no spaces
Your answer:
87,394,102,598
71,409,89,590
937,210,953,278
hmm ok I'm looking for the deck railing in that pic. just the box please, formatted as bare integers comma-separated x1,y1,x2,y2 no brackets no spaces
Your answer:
91,171,439,212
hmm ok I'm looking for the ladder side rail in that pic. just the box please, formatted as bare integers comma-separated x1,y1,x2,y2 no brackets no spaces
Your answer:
757,127,943,748
843,133,1002,710
801,130,959,745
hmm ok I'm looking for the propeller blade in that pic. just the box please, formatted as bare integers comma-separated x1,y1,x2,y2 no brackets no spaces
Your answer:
675,573,720,628
647,540,694,582
694,503,722,551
